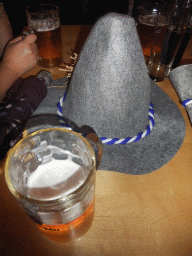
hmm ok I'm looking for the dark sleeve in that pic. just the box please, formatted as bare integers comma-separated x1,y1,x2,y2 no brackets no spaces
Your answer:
0,76,47,159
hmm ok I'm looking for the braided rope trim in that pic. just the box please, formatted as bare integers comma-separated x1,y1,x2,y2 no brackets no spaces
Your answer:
182,99,192,107
57,92,155,145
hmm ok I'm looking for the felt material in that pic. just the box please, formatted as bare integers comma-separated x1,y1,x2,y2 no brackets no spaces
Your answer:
63,13,151,138
169,64,192,125
61,13,186,174
26,77,68,134
100,80,185,174
27,77,186,174
26,13,186,174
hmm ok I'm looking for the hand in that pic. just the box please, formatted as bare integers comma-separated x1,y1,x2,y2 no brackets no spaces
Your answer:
1,34,38,76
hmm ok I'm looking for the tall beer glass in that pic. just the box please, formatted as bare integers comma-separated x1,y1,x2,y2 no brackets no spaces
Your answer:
5,128,102,243
148,0,192,81
26,4,63,68
135,3,169,65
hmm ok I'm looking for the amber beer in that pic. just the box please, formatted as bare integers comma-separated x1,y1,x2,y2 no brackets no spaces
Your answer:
37,200,94,243
5,128,102,244
26,5,63,68
36,25,63,68
137,14,168,63
24,155,96,243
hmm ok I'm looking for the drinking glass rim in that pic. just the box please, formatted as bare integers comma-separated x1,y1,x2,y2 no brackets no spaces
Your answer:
138,2,169,14
26,4,59,15
4,128,96,205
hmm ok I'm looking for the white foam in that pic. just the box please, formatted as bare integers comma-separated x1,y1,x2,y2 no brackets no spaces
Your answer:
29,18,60,32
27,159,81,188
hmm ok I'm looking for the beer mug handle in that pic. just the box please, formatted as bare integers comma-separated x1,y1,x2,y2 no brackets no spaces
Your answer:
80,126,103,170
22,28,42,62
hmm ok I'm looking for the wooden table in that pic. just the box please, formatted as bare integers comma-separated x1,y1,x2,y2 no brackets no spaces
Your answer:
1,25,192,256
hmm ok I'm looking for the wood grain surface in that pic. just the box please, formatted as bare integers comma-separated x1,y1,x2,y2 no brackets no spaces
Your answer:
1,25,192,256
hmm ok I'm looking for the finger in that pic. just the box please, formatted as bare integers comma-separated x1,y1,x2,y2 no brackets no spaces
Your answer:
23,34,37,44
9,36,23,45
30,44,39,63
31,43,39,56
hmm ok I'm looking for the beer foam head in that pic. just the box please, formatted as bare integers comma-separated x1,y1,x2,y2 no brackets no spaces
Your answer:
27,158,83,188
29,18,60,32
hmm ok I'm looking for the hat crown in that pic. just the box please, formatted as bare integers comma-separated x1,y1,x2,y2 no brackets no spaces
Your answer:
63,13,151,138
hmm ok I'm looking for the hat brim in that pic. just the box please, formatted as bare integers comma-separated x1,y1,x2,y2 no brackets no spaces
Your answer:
61,78,185,175
26,77,185,175
96,79,185,174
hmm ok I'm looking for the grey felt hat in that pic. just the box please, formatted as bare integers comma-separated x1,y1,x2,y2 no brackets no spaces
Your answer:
61,13,186,175
169,64,192,125
27,13,186,175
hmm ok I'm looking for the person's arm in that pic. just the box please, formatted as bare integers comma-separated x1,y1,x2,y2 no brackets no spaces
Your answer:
0,2,13,57
0,34,39,102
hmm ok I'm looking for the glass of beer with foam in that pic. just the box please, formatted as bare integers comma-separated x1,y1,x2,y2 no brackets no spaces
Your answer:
134,3,169,66
26,4,63,68
5,128,103,243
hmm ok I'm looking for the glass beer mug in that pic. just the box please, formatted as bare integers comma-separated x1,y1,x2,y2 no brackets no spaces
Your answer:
26,4,63,68
5,128,103,243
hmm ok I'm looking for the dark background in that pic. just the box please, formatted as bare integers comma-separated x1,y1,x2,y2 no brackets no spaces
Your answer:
3,1,129,37
3,0,176,37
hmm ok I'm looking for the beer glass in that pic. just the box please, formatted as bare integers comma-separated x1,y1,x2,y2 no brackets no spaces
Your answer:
5,128,103,243
26,4,63,68
148,0,192,82
135,3,169,65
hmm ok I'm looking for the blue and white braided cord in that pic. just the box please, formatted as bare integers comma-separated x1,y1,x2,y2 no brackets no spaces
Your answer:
182,99,192,107
57,92,72,130
57,92,155,145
